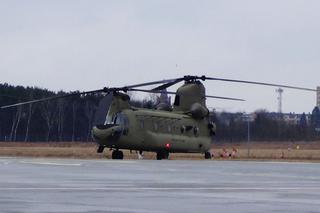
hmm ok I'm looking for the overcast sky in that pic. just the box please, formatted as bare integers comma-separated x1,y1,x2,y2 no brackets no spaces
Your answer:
1,0,319,113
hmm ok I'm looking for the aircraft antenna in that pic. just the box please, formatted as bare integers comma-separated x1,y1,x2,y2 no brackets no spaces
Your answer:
276,88,284,114
317,86,320,107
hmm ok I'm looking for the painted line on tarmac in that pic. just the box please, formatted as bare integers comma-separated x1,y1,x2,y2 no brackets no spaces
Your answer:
19,161,82,166
253,161,320,165
85,160,137,164
1,187,320,191
18,159,137,166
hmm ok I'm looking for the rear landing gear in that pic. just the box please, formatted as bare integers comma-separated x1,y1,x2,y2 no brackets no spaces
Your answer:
112,150,124,159
204,151,211,159
138,150,144,159
156,150,169,160
97,145,105,153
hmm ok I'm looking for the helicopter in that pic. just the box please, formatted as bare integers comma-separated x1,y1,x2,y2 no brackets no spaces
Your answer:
1,75,317,160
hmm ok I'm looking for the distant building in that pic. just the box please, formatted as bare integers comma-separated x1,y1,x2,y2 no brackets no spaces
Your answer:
317,86,320,107
263,112,311,125
282,113,310,125
211,111,311,126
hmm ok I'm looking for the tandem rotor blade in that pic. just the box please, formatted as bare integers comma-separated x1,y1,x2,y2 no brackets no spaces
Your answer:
204,76,317,92
125,78,182,89
204,95,245,101
151,78,185,91
0,78,188,109
1,74,315,109
129,88,176,95
129,88,245,101
0,88,106,109
0,79,181,109
145,75,317,92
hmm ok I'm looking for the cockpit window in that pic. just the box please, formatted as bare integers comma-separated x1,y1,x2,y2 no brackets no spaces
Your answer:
112,112,128,126
105,114,113,125
110,112,129,135
114,115,122,125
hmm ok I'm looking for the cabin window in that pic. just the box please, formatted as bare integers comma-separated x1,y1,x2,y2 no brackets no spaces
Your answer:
180,126,186,134
153,121,159,131
174,95,180,106
139,120,144,129
194,127,199,137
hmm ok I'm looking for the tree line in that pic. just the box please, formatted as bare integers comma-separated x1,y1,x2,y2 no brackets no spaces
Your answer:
0,84,100,142
212,109,320,142
0,83,155,142
1,83,320,142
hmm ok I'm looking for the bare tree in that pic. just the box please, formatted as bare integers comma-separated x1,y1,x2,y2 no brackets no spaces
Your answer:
84,99,96,141
11,106,22,142
41,101,57,142
57,99,65,142
9,112,16,142
24,103,34,142
71,101,78,142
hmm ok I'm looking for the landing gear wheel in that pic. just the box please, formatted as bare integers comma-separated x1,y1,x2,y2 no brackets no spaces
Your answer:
156,150,169,160
118,150,124,159
156,152,162,160
112,150,117,159
97,145,104,153
204,151,211,159
112,150,124,159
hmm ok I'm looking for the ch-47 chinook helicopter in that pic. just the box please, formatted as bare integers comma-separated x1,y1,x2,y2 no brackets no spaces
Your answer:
1,75,317,160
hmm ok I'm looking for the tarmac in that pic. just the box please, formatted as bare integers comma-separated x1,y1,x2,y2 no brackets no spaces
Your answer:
0,157,320,213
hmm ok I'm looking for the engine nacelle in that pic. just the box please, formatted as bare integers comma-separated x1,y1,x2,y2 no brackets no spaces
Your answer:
190,102,209,119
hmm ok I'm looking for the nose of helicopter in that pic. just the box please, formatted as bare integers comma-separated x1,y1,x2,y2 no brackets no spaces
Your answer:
92,124,123,143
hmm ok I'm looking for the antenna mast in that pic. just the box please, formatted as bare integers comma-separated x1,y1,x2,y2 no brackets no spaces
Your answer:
317,86,320,108
276,88,284,114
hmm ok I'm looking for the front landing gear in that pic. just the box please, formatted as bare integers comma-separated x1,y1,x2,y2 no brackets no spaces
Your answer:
204,151,211,159
156,150,169,160
112,150,124,159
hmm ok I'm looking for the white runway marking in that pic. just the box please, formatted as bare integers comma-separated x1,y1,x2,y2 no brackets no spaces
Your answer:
1,187,320,191
253,161,319,165
19,161,82,166
87,160,137,164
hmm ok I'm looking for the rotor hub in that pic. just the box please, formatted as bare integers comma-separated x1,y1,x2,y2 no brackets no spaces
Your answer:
183,75,206,83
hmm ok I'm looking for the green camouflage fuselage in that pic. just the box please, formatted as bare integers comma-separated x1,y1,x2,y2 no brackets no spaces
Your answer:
92,108,212,153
